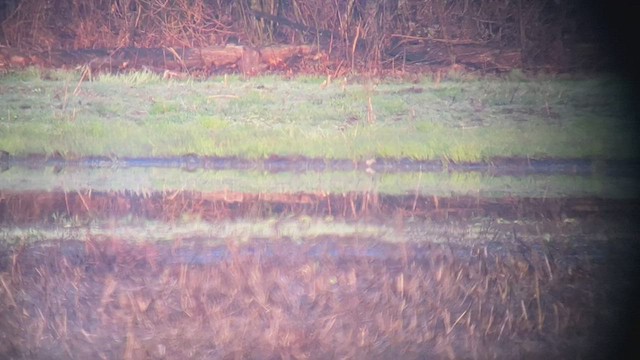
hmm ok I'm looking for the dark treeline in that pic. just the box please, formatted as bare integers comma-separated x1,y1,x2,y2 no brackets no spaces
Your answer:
0,0,621,71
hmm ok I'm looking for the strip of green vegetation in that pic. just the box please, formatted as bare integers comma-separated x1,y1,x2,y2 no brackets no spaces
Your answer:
0,68,637,161
1,219,395,245
0,215,623,247
1,166,637,199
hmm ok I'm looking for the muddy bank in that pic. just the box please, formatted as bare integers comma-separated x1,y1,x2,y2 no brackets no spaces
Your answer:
0,236,630,359
2,190,638,225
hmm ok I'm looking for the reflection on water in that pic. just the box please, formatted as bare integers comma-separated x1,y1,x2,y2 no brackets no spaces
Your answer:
0,157,638,198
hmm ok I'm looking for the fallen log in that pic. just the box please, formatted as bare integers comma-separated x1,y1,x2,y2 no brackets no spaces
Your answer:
387,39,522,71
0,44,319,75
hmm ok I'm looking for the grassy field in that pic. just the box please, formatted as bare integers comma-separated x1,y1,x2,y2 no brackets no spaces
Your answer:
0,68,637,161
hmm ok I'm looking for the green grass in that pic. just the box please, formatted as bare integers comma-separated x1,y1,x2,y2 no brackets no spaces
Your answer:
1,212,626,247
0,68,637,161
0,218,397,245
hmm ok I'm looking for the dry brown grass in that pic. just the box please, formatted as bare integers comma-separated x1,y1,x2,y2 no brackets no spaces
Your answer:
0,190,622,225
1,0,232,50
0,234,613,359
0,188,631,358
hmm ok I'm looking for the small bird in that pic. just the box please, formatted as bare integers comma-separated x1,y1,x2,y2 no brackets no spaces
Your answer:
365,158,376,174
